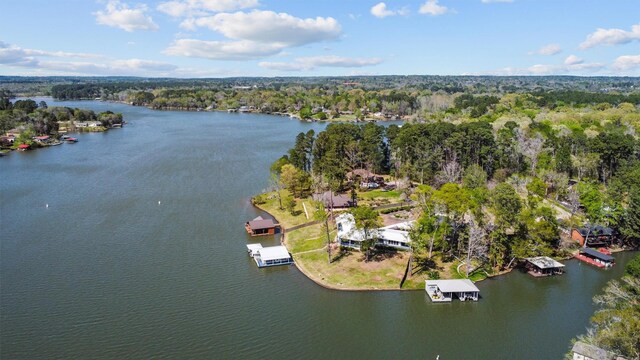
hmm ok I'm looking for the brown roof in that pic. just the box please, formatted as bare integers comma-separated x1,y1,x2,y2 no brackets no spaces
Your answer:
313,191,354,208
247,216,278,230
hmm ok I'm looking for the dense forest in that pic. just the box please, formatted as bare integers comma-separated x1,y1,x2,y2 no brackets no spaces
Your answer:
271,92,640,271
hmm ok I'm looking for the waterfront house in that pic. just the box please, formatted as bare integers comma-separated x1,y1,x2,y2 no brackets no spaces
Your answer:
571,341,622,360
245,216,280,236
524,256,565,277
34,135,51,144
313,191,356,209
335,213,413,251
425,279,480,302
576,248,615,268
18,144,30,151
247,244,292,268
377,222,413,250
572,225,615,247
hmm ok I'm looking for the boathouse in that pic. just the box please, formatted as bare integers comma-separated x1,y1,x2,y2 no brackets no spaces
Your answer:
576,248,615,268
245,216,280,236
572,225,615,247
17,144,30,151
525,256,565,277
248,245,292,268
571,341,620,360
425,279,480,302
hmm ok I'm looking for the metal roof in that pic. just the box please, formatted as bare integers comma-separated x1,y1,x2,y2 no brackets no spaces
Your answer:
425,279,479,293
258,246,291,261
580,247,615,261
246,243,263,252
526,256,565,269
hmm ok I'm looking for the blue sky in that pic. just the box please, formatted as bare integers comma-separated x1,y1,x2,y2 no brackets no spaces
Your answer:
1,0,639,77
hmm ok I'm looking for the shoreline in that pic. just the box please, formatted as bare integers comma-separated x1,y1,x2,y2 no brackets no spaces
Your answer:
45,97,406,123
253,200,518,291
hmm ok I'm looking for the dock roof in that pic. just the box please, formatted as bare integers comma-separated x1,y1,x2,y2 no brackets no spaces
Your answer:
526,256,565,269
425,279,479,293
580,248,615,262
247,216,278,230
258,245,291,261
246,243,263,252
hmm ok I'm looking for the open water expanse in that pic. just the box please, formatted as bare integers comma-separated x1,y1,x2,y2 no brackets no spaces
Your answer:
1,98,636,359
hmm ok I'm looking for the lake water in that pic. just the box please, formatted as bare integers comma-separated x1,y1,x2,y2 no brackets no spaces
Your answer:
1,99,636,359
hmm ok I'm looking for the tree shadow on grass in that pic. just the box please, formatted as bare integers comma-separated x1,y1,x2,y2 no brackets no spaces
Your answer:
331,249,352,263
367,249,399,262
411,257,442,276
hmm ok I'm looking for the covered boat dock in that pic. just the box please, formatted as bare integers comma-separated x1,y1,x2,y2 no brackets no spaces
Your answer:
245,216,280,236
425,279,480,302
247,244,292,268
576,248,615,268
525,256,565,277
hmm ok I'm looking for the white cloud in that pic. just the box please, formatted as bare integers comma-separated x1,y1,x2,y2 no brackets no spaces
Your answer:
564,55,583,65
481,0,513,3
157,0,259,17
259,55,383,71
580,24,640,49
419,0,449,16
183,10,341,47
482,59,605,76
95,0,159,32
370,3,408,18
0,41,182,76
0,41,100,66
529,44,562,56
164,39,284,60
612,55,640,71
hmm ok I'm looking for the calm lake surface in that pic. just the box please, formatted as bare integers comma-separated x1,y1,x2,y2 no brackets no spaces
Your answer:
1,99,636,359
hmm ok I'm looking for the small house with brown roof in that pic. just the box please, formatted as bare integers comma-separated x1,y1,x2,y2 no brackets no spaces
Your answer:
313,191,356,209
572,225,615,247
245,216,280,236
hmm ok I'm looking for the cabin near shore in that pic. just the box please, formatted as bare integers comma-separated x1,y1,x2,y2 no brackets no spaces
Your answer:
572,225,616,247
313,191,356,209
245,216,280,236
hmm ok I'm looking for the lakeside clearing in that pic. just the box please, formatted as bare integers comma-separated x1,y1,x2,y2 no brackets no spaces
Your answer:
253,190,491,291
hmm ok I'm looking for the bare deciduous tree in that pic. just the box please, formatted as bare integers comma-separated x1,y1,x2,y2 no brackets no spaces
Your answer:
466,216,488,277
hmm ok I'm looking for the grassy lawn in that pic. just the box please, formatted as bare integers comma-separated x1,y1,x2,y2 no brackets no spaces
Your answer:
357,190,404,207
285,224,333,254
253,190,314,228
449,262,489,282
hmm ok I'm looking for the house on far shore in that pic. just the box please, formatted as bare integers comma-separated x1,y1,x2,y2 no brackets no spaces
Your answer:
572,225,615,247
313,191,356,209
245,216,280,236
524,256,565,277
571,341,625,360
425,279,480,302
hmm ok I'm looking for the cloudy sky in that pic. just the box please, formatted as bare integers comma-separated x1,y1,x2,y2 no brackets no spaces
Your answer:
1,0,639,77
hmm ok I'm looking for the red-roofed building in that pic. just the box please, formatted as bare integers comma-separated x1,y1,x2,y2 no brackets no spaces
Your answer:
18,144,31,151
